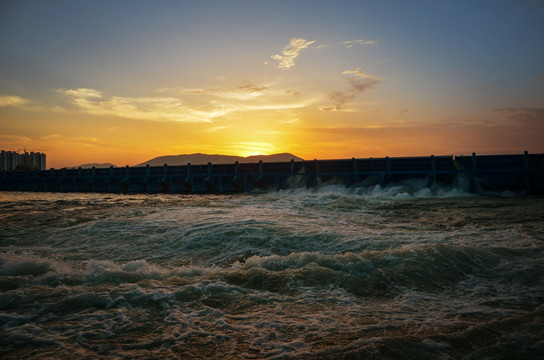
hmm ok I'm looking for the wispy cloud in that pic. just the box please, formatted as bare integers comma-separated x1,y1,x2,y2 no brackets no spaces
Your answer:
0,134,33,144
492,107,544,124
539,75,544,82
183,81,269,100
58,87,316,122
320,68,382,112
0,95,29,107
39,134,112,151
40,134,62,141
0,95,66,112
269,37,377,69
316,39,378,49
58,88,218,122
278,117,300,125
320,91,357,112
342,68,382,80
271,38,315,70
341,39,378,47
285,90,301,98
200,125,232,133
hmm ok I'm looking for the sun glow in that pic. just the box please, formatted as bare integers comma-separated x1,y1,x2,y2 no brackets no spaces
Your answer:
229,142,279,158
2,1,542,169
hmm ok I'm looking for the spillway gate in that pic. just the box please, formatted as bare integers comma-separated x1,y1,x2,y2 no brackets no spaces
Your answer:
1,152,543,195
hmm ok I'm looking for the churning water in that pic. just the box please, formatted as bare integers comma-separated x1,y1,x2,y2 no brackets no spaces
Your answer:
1,181,543,359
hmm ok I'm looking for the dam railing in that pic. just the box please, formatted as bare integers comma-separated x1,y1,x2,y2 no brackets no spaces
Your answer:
1,152,543,195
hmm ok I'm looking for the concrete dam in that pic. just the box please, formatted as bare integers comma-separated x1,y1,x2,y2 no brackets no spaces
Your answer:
1,152,543,195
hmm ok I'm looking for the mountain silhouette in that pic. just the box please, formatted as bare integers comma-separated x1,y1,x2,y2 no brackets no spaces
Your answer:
136,153,303,167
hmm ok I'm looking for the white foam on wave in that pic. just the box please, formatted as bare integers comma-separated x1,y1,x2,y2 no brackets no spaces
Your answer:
349,177,473,200
2,189,542,358
0,251,223,290
0,251,71,277
237,251,374,275
271,178,475,214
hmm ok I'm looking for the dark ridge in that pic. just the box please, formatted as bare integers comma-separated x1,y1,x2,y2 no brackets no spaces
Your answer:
136,153,303,166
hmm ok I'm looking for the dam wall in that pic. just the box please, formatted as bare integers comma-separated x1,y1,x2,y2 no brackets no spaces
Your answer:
1,152,543,195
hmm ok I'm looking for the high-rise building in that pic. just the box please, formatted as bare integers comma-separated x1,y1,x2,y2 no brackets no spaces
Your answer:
0,150,46,171
0,150,6,170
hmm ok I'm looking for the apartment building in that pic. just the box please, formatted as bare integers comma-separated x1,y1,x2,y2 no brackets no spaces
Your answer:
0,150,46,171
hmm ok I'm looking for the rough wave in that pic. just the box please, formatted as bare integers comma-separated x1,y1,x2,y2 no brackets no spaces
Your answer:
1,188,543,359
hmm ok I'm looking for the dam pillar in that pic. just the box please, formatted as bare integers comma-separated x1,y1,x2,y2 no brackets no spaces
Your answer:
184,163,193,192
304,161,311,188
232,161,242,192
470,152,477,193
76,167,82,192
256,160,264,190
33,169,39,191
160,164,170,193
348,157,358,187
107,165,114,192
427,155,437,187
61,168,66,192
144,164,150,193
90,166,96,192
23,170,29,192
122,165,130,193
523,150,531,194
76,167,81,192
204,162,214,191
314,159,320,187
381,157,391,187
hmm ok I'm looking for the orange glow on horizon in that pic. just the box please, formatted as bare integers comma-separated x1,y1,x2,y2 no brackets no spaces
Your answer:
1,3,543,170
2,79,542,169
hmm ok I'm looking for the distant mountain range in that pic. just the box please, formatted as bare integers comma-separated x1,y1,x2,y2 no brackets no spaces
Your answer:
136,153,303,167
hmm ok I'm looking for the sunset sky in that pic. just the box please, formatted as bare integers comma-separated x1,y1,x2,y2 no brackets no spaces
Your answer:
1,0,543,168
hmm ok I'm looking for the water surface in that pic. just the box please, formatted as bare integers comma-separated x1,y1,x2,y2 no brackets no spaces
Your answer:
1,182,543,359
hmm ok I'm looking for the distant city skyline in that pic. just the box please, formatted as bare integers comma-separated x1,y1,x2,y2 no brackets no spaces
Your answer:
0,149,46,171
1,0,543,169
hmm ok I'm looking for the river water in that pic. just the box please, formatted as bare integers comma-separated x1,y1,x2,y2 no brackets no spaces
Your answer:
1,181,543,359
